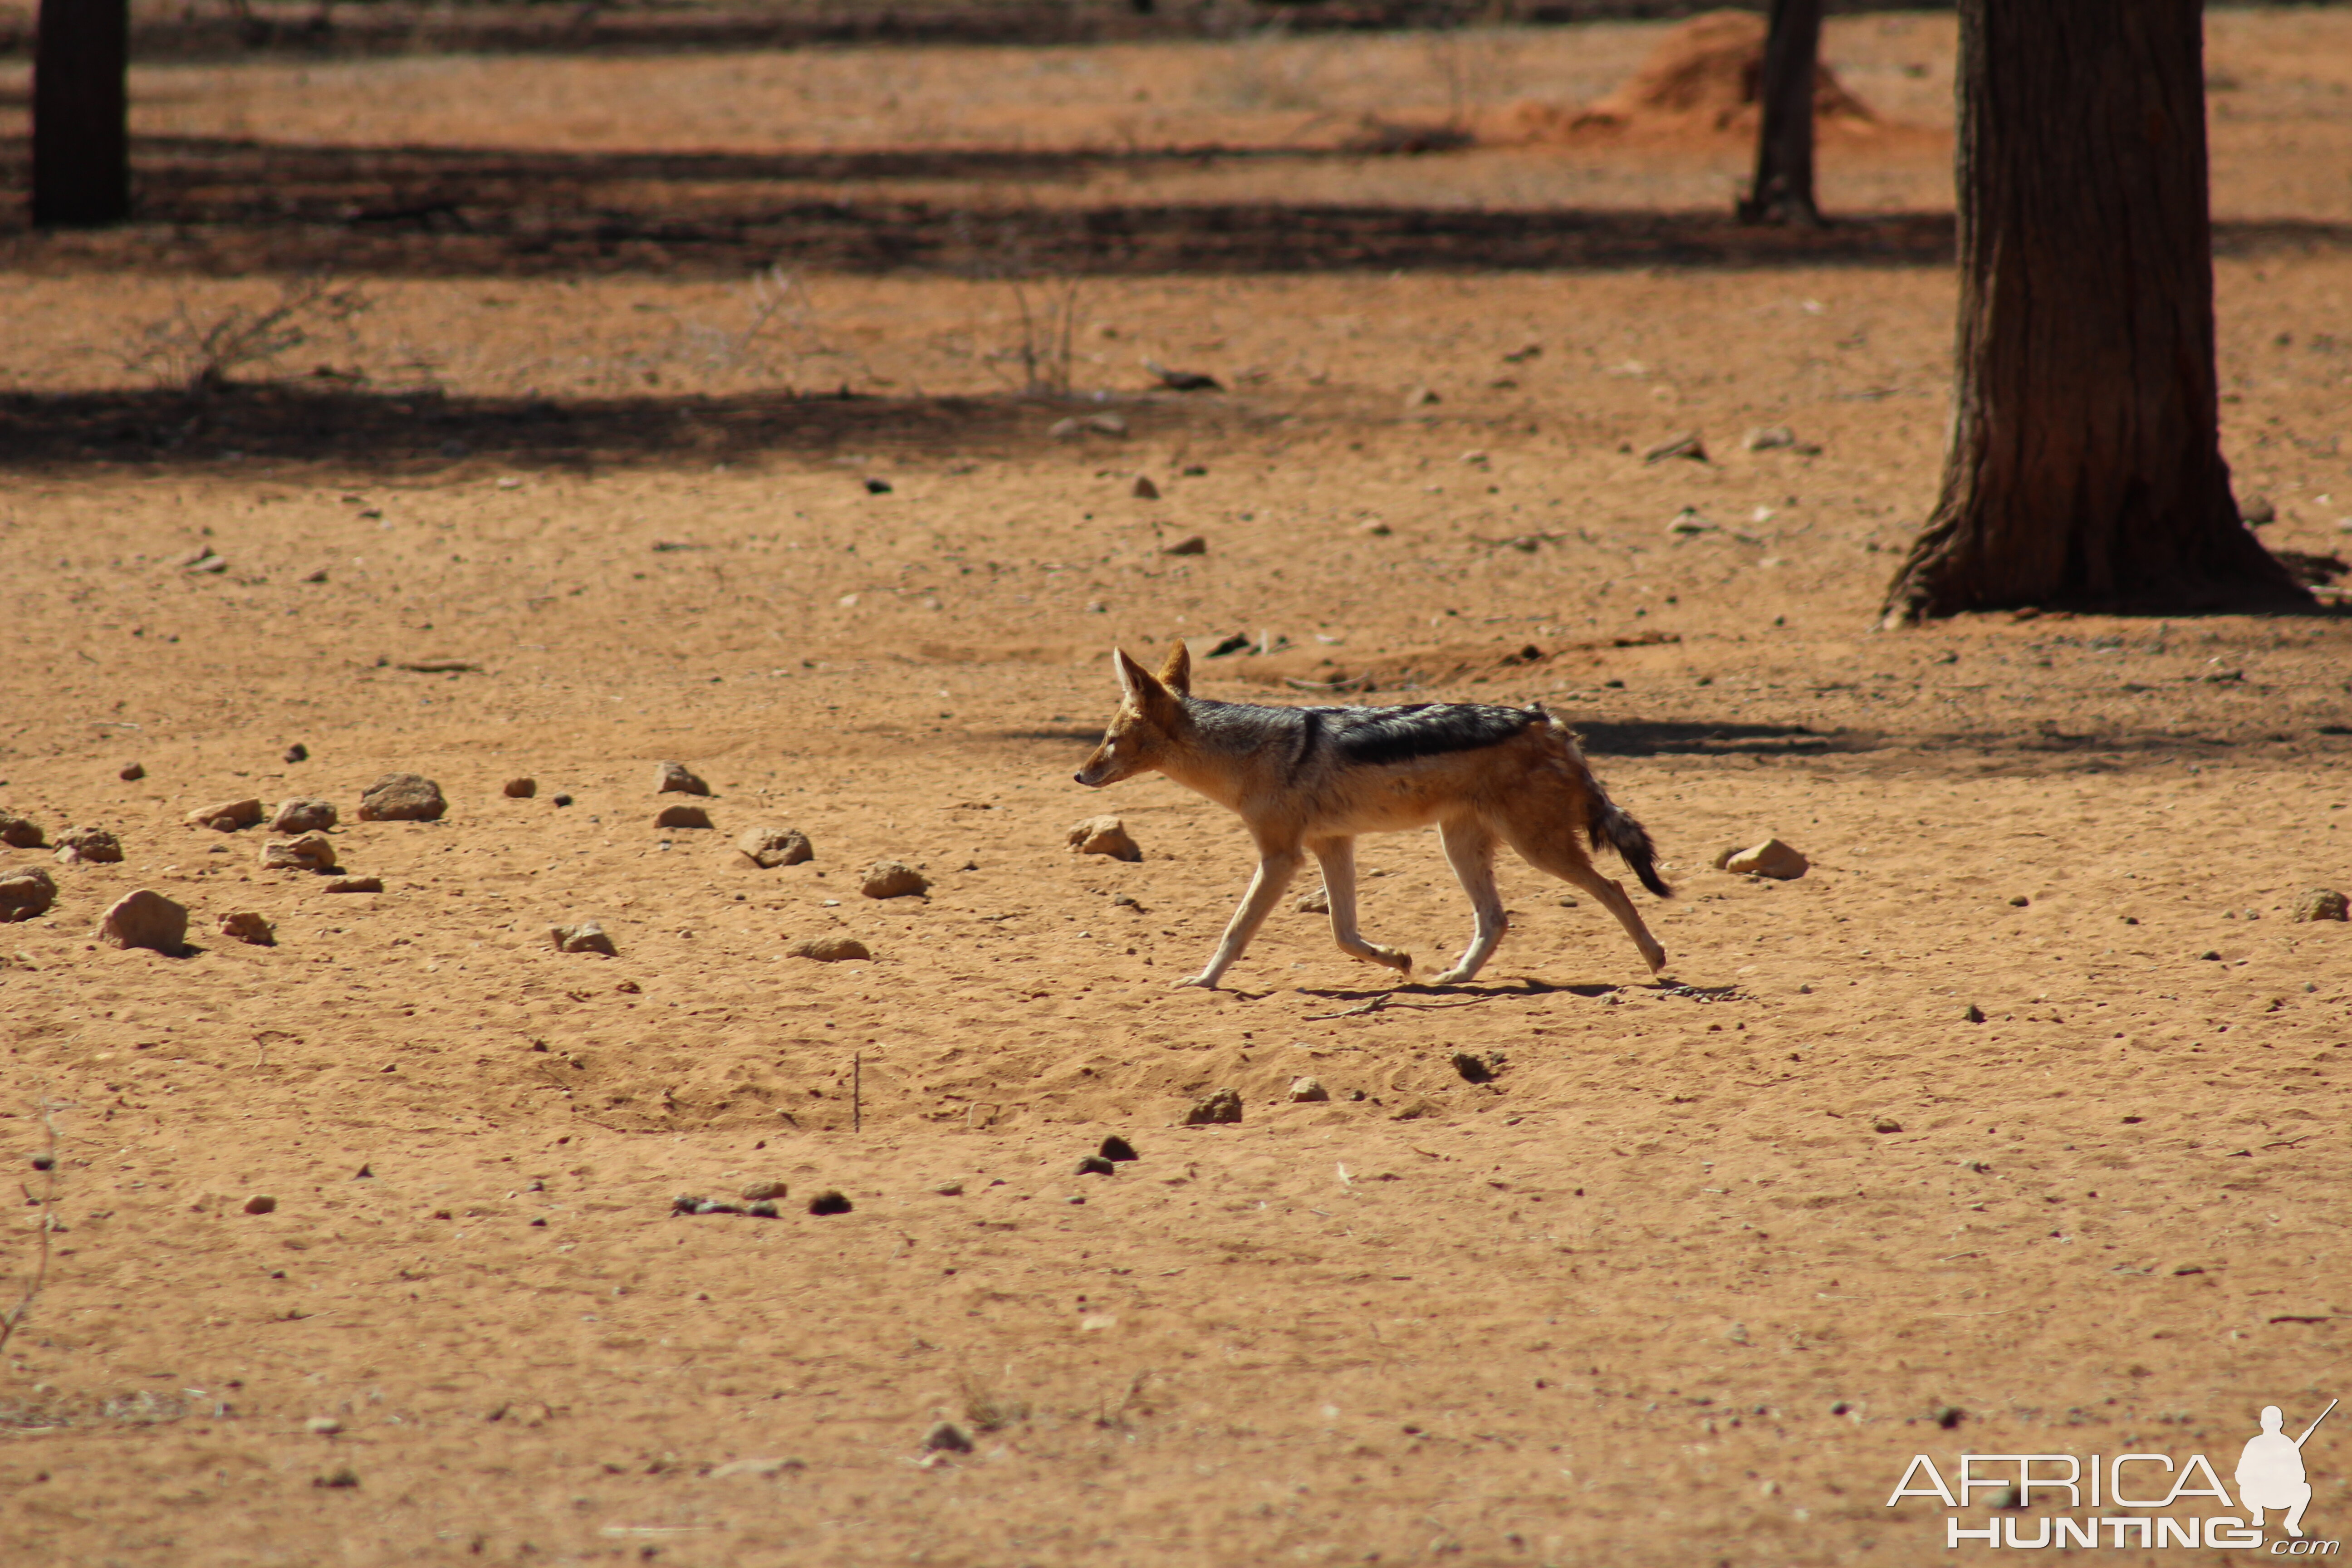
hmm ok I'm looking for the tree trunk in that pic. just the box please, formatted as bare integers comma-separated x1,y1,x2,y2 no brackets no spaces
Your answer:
32,0,131,229
1882,0,2310,622
1737,0,1823,227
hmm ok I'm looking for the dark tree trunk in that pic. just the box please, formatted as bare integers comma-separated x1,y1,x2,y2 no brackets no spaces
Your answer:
32,0,131,229
1883,0,2311,622
1737,0,1823,227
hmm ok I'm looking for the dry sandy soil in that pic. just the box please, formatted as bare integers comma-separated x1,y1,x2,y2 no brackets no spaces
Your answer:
3,10,2352,1567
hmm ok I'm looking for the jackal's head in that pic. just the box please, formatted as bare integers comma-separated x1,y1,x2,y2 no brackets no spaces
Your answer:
1073,643,1191,788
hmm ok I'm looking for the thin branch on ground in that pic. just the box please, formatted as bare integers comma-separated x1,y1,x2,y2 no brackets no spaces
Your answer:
0,1093,63,1359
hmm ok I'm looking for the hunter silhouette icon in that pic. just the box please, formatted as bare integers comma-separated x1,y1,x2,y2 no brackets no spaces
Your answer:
2238,1399,2334,1538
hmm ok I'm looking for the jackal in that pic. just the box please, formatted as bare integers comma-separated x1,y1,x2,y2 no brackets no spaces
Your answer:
1073,643,1672,989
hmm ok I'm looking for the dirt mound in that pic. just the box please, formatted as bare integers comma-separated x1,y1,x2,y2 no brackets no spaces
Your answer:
1495,9,1876,143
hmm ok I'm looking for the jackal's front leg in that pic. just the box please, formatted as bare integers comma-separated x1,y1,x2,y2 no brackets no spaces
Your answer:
1311,837,1411,976
1177,848,1302,990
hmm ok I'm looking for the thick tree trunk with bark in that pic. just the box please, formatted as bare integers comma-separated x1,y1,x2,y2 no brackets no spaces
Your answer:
32,0,131,228
1883,0,2310,622
1738,0,1823,227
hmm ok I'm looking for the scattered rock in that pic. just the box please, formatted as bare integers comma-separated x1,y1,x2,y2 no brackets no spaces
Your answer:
921,1421,973,1453
1183,1088,1243,1126
313,1466,359,1490
262,832,339,873
1067,816,1142,862
186,797,264,833
284,743,309,764
861,861,928,899
552,794,573,808
807,1190,853,1216
1076,1155,1117,1176
0,867,58,923
2008,894,2029,908
0,812,44,849
1450,1051,1497,1085
355,774,445,823
656,761,710,796
1667,508,1716,536
1359,519,1392,537
184,549,227,573
1288,1076,1330,1103
1099,1136,1139,1162
1295,885,1330,914
788,936,870,963
270,797,338,834
119,760,145,782
1389,1098,1438,1121
863,476,894,495
654,803,713,831
1721,838,1809,880
2199,949,2222,961
323,875,382,893
243,1194,277,1215
218,911,276,946
1744,425,1796,452
306,1415,341,1434
740,1180,789,1203
1131,475,1161,500
707,1457,802,1480
1146,360,1221,392
550,921,617,956
2292,887,2348,923
1162,534,1208,557
96,889,187,954
54,827,123,865
1644,430,1707,463
1402,385,1441,410
739,827,814,868
1872,1117,1903,1134
1963,1004,1986,1024
502,777,537,799
1048,413,1128,439
934,1181,965,1196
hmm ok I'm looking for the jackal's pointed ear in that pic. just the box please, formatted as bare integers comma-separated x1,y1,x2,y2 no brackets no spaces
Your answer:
1157,640,1192,696
1113,646,1179,718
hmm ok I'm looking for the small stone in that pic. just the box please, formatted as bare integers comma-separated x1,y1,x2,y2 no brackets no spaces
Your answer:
306,1415,341,1434
1963,1004,1986,1024
1450,1051,1495,1085
2242,495,2276,526
1047,413,1127,440
1872,1117,1903,1134
1099,1136,1138,1162
54,827,123,865
1744,425,1796,452
1067,816,1141,862
0,867,59,922
2199,949,2222,961
262,833,339,873
863,476,894,494
747,1201,779,1218
186,797,264,833
788,935,871,962
0,812,44,849
1162,534,1208,557
861,861,928,899
1359,519,1392,537
1722,838,1809,880
740,1180,789,1202
708,1456,800,1479
934,1181,965,1196
284,743,309,764
654,803,713,831
323,875,382,893
1389,1098,1437,1121
807,1190,853,1216
218,911,276,946
737,827,814,868
1295,885,1330,914
355,774,444,822
1131,475,1160,500
551,921,617,956
2292,887,2348,923
1076,1155,1116,1176
922,1421,973,1453
1288,1076,1329,1103
1183,1088,1243,1126
119,760,145,782
614,978,640,994
1667,508,1715,536
1402,385,1440,410
313,1467,359,1489
97,889,188,954
670,1194,705,1215
2008,895,2029,908
1644,430,1707,463
656,762,710,796
502,777,537,799
270,798,338,834
244,1195,278,1215
184,548,227,573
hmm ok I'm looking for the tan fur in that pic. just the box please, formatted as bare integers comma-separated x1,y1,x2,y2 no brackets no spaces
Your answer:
1075,643,1669,989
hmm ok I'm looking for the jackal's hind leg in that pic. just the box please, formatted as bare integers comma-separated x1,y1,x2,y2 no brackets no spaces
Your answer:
1503,818,1668,974
1177,847,1303,990
1311,837,1411,976
1429,818,1507,984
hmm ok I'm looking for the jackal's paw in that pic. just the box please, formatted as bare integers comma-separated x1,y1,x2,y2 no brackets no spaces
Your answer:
1428,963,1480,985
1171,973,1219,991
1357,945,1412,975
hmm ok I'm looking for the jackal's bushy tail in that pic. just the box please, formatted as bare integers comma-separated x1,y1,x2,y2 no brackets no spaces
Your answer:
1538,708,1671,897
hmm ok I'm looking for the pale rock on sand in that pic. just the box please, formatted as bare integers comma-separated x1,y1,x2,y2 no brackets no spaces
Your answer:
1644,429,1706,463
0,867,58,922
186,797,264,832
1067,816,1142,862
738,827,813,868
1184,1087,1244,1126
262,832,338,872
54,827,123,864
2293,887,2348,922
788,935,870,962
861,861,928,899
97,889,188,954
1288,1077,1330,1103
655,761,709,796
218,910,276,945
1744,425,1796,451
1719,838,1809,879
551,921,618,956
356,774,445,822
270,798,338,833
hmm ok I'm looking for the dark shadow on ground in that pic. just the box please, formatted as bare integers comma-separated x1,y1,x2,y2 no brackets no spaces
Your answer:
1575,720,1861,757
